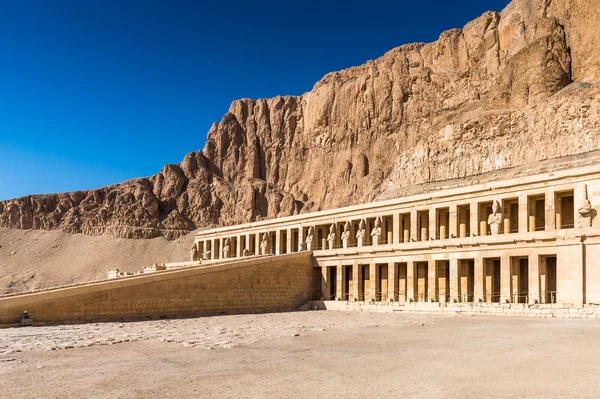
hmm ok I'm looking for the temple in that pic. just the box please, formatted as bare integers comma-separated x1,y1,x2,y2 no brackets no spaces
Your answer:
192,163,600,307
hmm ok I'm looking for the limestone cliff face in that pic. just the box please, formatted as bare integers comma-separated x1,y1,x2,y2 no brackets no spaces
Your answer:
1,0,599,239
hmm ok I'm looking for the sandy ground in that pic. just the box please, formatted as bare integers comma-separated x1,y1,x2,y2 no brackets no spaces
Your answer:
1,311,600,398
0,227,195,295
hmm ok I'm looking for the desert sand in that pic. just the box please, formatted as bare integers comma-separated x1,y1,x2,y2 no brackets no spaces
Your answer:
1,311,599,398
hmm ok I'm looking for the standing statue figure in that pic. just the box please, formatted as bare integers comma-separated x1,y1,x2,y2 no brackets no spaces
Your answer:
371,217,382,246
222,238,231,259
305,226,314,251
260,233,269,255
356,219,366,247
578,184,593,228
190,243,198,262
327,223,336,250
341,221,351,249
487,200,502,235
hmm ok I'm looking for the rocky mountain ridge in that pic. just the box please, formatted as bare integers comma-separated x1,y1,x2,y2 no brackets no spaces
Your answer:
1,0,599,240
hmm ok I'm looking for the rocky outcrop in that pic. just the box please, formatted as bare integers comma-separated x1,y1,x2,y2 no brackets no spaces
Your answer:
1,0,599,239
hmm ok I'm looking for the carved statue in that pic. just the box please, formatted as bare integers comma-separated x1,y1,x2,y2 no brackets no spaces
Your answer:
356,219,366,247
260,233,269,255
578,184,593,228
190,243,198,262
327,223,336,250
487,200,502,235
243,248,249,257
305,226,314,251
222,238,231,259
371,217,382,245
341,221,351,249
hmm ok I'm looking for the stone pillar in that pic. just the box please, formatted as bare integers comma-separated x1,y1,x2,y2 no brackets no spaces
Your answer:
369,262,377,301
518,195,528,234
449,258,459,302
474,257,484,302
388,262,397,301
349,221,356,248
406,261,416,302
275,229,281,255
336,264,343,301
528,198,537,233
427,260,437,302
255,233,261,256
528,254,540,304
298,226,304,251
393,214,400,244
429,208,437,241
245,233,251,254
449,205,457,238
236,235,241,258
410,210,418,242
321,266,328,300
484,259,493,302
500,256,511,303
545,190,556,231
286,228,293,253
470,201,479,236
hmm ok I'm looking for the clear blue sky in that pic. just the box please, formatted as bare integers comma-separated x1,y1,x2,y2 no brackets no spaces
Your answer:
0,0,510,201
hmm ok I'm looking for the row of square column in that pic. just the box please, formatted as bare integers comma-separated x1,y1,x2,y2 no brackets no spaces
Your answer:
322,255,557,304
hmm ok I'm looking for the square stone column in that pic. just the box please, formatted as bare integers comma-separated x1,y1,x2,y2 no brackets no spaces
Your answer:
500,256,511,303
321,266,328,300
528,254,540,304
393,214,400,244
449,258,459,302
470,201,479,236
352,261,360,301
336,264,343,301
245,233,251,254
236,235,241,258
369,262,377,301
429,208,437,241
449,204,458,238
518,195,528,234
387,262,398,301
410,210,418,241
211,239,217,260
545,190,556,231
286,228,293,253
427,260,437,302
474,257,484,302
255,233,261,255
406,261,416,302
539,256,548,304
275,229,281,255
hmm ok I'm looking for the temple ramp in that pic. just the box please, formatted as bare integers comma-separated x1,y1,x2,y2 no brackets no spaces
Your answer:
0,251,315,328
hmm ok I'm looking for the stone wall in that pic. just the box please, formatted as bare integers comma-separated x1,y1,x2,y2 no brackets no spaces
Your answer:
0,252,315,327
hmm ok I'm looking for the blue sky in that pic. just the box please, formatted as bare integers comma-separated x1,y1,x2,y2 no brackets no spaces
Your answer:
0,0,511,201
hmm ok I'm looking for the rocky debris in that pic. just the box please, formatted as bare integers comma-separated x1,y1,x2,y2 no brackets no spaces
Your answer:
0,0,599,240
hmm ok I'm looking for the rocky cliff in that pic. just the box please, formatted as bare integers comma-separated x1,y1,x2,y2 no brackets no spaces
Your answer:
1,0,599,240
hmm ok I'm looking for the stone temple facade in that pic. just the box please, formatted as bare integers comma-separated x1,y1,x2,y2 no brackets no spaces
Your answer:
192,164,600,307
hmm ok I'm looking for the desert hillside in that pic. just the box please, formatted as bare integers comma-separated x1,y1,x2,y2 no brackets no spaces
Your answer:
0,227,195,295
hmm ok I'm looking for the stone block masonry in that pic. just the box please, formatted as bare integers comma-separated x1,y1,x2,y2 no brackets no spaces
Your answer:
0,252,315,327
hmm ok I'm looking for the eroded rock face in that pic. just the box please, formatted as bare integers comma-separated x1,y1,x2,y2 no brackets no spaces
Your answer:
1,0,599,239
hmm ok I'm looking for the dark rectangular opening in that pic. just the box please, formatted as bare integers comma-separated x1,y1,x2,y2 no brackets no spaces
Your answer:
328,267,337,300
417,211,429,242
556,190,575,229
400,213,411,243
459,260,474,302
436,260,450,302
416,262,428,302
398,262,407,302
436,208,450,240
344,266,352,301
528,195,546,232
457,204,471,238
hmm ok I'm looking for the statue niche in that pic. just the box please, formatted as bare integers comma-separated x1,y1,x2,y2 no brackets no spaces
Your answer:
341,221,351,249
